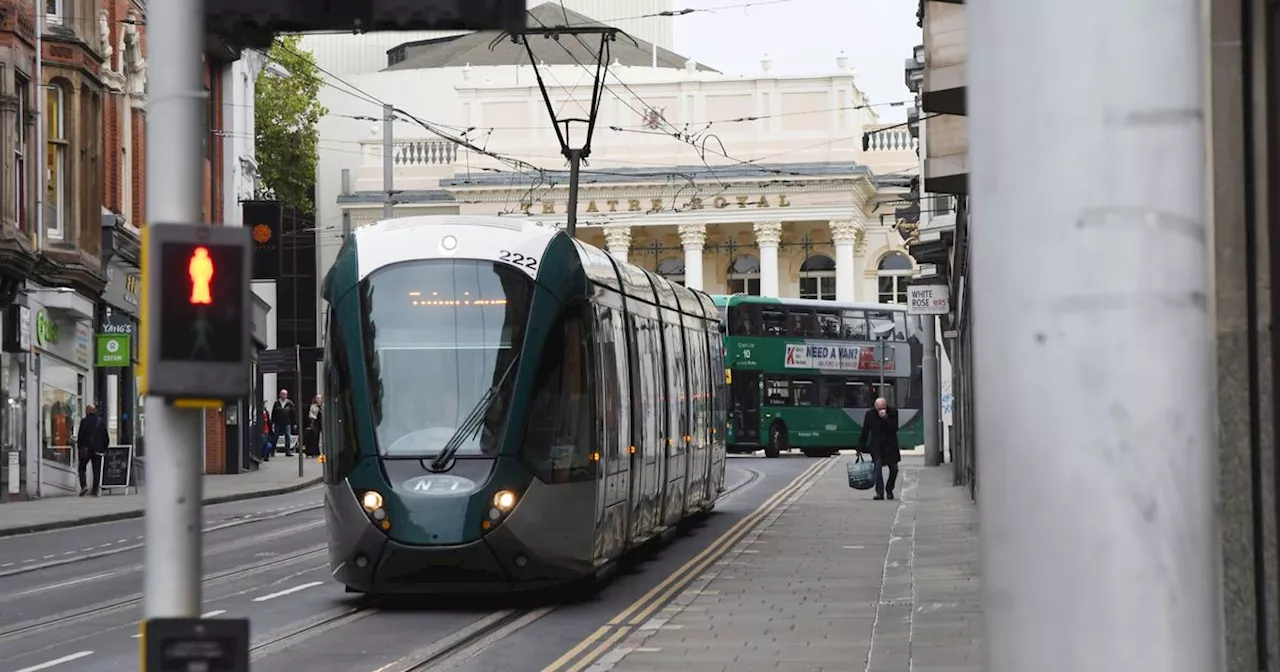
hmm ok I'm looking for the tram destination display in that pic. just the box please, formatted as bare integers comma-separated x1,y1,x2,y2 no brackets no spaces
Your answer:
98,444,134,491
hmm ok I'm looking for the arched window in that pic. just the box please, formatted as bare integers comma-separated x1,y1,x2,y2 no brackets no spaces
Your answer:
727,255,760,295
877,252,914,305
45,82,69,241
656,258,685,286
798,254,836,301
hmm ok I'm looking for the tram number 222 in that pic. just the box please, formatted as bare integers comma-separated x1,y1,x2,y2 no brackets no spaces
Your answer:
499,250,538,270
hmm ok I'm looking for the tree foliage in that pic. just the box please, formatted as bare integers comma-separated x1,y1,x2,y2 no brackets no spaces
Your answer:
255,36,328,214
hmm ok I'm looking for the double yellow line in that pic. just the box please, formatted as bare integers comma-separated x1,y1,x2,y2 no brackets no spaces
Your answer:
541,457,835,672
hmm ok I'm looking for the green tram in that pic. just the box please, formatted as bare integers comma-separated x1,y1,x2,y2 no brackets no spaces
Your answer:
710,295,924,458
321,215,728,594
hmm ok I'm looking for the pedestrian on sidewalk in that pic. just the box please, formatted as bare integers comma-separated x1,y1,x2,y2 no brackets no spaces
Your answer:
75,405,109,497
271,389,298,457
856,397,901,501
304,394,322,458
260,404,274,461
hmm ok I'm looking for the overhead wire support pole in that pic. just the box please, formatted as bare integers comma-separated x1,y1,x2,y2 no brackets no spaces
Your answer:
143,0,205,620
968,0,1219,670
506,25,619,237
382,103,394,219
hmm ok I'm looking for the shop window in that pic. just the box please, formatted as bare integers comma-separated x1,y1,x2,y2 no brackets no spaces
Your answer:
41,360,81,466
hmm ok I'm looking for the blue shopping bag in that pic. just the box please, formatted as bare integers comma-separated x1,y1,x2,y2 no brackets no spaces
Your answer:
847,454,876,490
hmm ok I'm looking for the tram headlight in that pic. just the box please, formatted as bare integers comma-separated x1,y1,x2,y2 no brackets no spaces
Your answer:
361,490,384,512
493,490,518,512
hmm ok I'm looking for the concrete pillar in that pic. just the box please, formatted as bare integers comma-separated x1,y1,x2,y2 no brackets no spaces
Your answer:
829,219,863,302
753,221,782,297
604,225,631,263
1207,0,1277,666
678,224,706,290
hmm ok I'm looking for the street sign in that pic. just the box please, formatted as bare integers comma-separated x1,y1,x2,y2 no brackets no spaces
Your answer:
141,224,252,402
95,333,130,367
143,617,249,671
907,283,950,315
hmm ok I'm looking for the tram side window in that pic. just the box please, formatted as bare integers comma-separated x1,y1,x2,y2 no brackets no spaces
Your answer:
761,307,786,335
727,303,760,336
764,377,790,406
594,305,622,462
321,309,359,484
521,309,596,484
791,377,817,407
646,320,664,455
628,321,650,457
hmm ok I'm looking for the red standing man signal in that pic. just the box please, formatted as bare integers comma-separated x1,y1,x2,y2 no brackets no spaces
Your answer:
189,246,214,305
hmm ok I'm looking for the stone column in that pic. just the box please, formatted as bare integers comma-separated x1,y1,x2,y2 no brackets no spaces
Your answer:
604,225,631,263
678,224,706,290
829,219,865,302
753,221,783,297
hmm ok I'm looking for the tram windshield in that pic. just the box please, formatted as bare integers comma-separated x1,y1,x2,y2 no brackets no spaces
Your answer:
359,259,533,458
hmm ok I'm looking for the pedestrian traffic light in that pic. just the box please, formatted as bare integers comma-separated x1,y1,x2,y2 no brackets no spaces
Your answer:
140,224,252,402
206,0,527,49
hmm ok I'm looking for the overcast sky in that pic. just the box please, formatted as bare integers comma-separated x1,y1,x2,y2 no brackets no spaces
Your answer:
671,0,920,123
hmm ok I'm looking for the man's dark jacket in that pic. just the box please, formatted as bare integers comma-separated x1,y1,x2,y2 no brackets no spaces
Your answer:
857,407,902,465
271,399,296,433
76,414,109,456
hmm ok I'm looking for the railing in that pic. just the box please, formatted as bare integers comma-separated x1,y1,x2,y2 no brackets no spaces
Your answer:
364,126,914,170
865,126,919,152
363,139,459,167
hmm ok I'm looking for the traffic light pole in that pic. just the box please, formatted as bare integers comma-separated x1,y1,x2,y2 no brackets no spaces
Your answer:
142,0,205,619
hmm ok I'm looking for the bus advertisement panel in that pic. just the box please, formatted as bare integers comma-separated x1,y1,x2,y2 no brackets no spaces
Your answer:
713,295,924,458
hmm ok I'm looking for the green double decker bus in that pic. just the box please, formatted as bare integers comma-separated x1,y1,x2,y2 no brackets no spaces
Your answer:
711,295,925,458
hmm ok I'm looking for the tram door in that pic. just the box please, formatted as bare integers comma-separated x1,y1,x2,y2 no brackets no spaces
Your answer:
731,371,762,445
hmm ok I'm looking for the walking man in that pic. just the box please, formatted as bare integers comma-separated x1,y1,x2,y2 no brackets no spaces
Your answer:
856,397,902,501
271,389,298,458
76,405,109,496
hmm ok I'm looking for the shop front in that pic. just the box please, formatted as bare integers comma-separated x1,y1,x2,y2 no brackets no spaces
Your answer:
27,288,95,496
96,266,141,456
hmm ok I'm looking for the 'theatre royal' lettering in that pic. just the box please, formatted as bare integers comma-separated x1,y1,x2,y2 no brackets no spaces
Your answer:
521,194,790,214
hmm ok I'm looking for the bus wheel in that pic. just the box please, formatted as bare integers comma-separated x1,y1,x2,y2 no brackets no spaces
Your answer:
765,423,786,458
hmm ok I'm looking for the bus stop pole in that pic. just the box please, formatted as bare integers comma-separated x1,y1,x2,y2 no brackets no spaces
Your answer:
968,0,1220,669
142,0,205,618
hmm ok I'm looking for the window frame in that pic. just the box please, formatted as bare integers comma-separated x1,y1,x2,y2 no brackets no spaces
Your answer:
45,84,67,241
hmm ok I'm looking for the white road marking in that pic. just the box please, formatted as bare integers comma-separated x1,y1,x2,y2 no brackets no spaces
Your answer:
41,555,54,559
133,611,227,637
252,581,323,602
14,571,116,597
0,562,12,568
12,651,94,671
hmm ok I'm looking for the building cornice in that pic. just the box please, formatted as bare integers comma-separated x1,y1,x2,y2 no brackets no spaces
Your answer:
503,204,871,230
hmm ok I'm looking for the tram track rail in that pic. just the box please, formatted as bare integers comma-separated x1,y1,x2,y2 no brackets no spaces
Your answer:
0,502,323,579
0,544,327,642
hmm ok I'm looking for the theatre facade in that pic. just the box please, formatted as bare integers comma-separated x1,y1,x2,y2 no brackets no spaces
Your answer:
335,158,918,304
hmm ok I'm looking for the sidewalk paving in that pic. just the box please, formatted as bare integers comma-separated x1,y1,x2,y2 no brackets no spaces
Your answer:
598,454,983,672
0,455,323,537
